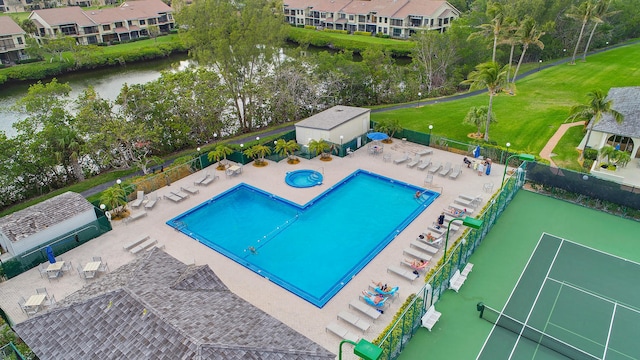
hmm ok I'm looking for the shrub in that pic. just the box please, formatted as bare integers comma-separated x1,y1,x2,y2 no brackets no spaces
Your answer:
583,158,594,169
323,29,348,34
353,31,372,36
583,148,598,160
304,25,316,30
16,57,43,64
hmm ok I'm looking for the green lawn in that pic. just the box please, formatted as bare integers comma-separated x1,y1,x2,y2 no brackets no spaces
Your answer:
372,42,640,156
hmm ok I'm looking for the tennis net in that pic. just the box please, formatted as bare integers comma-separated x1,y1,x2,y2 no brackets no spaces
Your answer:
478,303,600,360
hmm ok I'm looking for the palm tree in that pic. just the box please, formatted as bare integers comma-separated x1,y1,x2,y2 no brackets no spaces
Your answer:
463,106,496,138
511,16,545,83
100,184,127,218
207,144,233,169
274,139,300,163
308,139,330,159
461,61,509,141
243,144,271,166
500,16,520,86
374,118,402,142
567,0,595,65
566,89,624,160
582,0,618,61
468,1,506,62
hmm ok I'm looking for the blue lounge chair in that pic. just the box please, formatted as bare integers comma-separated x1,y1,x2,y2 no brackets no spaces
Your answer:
374,286,399,298
362,291,388,309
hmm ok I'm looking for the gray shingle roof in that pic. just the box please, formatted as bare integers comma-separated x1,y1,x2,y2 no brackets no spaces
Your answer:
0,192,94,243
592,87,640,138
295,105,370,130
14,249,335,360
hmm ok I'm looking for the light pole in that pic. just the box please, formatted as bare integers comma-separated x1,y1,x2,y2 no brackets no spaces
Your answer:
605,41,609,49
340,135,344,157
538,59,542,71
501,153,536,190
196,147,202,169
338,339,383,360
563,48,566,57
418,92,422,108
213,133,218,145
240,143,244,164
444,217,483,262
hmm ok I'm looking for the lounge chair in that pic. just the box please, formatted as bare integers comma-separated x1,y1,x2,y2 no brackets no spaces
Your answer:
348,299,382,320
362,291,388,309
417,157,431,170
402,258,430,273
406,157,419,168
416,148,433,156
427,161,441,174
439,162,452,176
403,247,432,262
337,311,371,332
373,286,399,300
194,172,210,186
173,190,190,199
410,240,439,255
393,153,409,164
124,235,151,250
181,186,199,195
164,193,183,203
424,174,434,186
124,211,147,224
454,196,474,208
387,265,419,282
449,164,462,179
200,174,218,186
130,191,144,208
326,322,361,342
144,193,158,209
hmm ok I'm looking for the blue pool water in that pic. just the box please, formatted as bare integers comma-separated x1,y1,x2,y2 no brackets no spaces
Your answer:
285,169,323,188
167,170,438,307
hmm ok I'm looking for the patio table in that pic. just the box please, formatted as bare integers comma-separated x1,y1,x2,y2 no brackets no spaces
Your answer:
46,261,64,272
25,294,46,312
84,261,101,278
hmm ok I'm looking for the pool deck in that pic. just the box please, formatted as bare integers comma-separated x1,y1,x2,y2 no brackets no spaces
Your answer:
0,141,504,358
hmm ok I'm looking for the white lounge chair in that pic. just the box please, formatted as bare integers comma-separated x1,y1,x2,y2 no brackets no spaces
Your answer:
416,148,433,156
130,238,158,255
200,174,218,186
181,186,199,195
439,162,452,176
164,193,183,203
144,193,158,209
403,248,432,262
428,161,441,174
326,323,360,342
348,300,382,320
194,172,209,186
424,174,434,186
172,190,190,199
124,211,147,224
410,240,439,254
337,311,371,332
406,157,419,168
387,264,419,282
454,196,474,208
449,164,462,179
123,234,150,251
393,153,409,164
417,157,431,170
130,191,144,208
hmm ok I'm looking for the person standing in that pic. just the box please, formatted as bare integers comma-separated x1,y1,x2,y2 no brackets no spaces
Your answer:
485,158,492,175
477,161,484,176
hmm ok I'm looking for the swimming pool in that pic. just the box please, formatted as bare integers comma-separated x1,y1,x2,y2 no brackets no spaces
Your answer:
167,169,438,307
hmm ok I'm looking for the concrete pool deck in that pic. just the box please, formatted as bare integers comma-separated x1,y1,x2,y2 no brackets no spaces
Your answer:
0,141,504,357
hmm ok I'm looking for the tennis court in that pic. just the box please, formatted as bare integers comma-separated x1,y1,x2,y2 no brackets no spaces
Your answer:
477,233,640,360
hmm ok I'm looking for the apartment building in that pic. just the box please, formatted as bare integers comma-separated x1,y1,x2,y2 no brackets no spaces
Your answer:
28,0,174,45
283,0,460,39
0,16,27,64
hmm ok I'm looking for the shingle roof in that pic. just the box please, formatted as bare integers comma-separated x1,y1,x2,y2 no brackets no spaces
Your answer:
14,249,335,360
0,16,25,36
87,0,173,24
592,87,640,138
31,7,96,27
295,105,370,130
0,192,94,243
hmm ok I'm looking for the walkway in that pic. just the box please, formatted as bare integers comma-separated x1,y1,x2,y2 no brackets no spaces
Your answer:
538,121,585,167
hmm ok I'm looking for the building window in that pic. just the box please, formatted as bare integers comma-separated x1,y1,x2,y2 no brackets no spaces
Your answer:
140,19,145,25
17,37,23,45
349,15,354,21
115,21,123,28
128,20,133,26
103,24,111,31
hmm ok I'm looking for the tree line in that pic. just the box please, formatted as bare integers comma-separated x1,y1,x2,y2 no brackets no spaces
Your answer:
1,0,635,210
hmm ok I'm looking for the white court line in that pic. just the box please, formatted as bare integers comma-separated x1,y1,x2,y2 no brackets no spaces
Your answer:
603,303,617,360
546,277,640,314
541,231,640,268
475,233,552,360
507,238,564,359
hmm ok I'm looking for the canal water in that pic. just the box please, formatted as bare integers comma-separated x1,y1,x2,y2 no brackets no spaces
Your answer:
0,53,189,137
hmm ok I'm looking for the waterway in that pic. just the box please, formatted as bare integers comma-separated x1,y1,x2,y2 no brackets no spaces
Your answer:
0,53,189,137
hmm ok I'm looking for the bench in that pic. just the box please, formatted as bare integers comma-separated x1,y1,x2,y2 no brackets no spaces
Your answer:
124,211,147,224
349,300,382,321
410,240,439,254
403,248,432,262
130,238,158,255
387,264,418,282
326,322,360,342
449,269,467,292
337,311,371,332
421,305,442,331
461,262,474,277
123,235,150,251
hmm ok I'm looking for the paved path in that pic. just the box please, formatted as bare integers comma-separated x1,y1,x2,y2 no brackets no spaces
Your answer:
539,121,585,167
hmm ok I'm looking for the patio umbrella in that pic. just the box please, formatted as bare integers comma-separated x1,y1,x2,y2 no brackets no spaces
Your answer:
473,145,481,158
45,246,56,264
367,132,389,141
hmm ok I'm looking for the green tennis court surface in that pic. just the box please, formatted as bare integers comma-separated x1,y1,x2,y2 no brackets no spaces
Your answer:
478,233,640,360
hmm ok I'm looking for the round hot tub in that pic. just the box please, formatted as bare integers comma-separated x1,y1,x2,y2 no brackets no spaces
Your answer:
285,170,323,188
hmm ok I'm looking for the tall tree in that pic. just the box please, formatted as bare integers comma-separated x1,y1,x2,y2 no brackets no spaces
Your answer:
566,0,595,65
582,0,618,61
411,30,459,95
511,16,545,83
566,89,623,160
461,61,509,141
176,0,287,133
469,1,506,62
